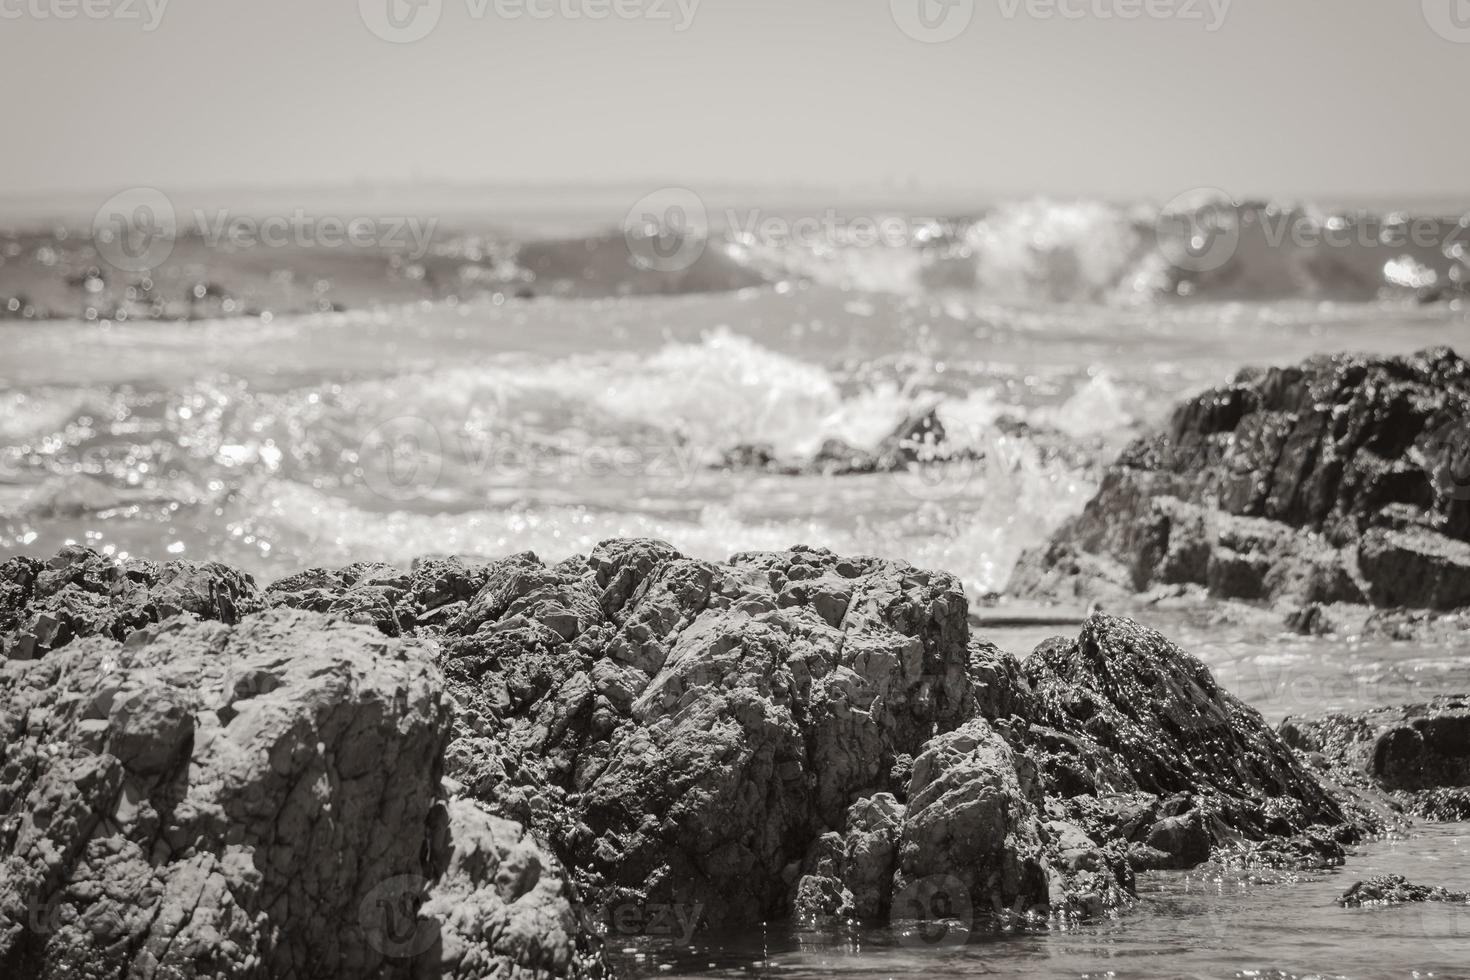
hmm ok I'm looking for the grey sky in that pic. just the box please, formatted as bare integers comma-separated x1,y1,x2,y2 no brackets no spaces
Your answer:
0,0,1466,204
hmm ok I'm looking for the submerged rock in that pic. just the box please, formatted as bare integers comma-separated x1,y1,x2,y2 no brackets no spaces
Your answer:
1339,875,1469,907
0,607,606,979
1012,347,1470,614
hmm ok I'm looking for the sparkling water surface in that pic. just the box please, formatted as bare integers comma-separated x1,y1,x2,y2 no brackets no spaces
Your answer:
3,266,1469,979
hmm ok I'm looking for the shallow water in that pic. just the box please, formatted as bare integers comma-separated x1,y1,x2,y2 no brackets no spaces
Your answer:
612,824,1470,980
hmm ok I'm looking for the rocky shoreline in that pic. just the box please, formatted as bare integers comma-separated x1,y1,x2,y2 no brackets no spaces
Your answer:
1,534,1466,978
3,346,1470,978
1010,346,1470,639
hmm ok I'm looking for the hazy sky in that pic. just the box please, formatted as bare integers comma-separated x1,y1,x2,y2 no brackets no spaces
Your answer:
1,0,1466,203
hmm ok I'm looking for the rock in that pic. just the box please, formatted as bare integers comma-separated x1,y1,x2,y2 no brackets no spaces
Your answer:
717,406,963,477
894,720,1050,920
0,607,605,980
0,546,259,660
1281,695,1470,819
0,541,1371,953
1012,347,1470,613
876,406,947,468
437,542,980,929
1358,526,1470,609
429,542,1357,929
1010,615,1353,865
1339,875,1469,907
1141,811,1212,869
1286,602,1335,636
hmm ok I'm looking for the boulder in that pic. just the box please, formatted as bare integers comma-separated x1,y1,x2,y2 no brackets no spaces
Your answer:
1339,875,1469,907
893,720,1050,919
438,542,982,929
0,540,1370,952
1012,347,1470,612
1281,695,1470,819
0,608,606,980
1006,614,1354,866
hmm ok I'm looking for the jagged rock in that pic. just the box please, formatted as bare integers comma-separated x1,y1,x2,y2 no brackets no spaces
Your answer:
717,406,961,477
1012,347,1470,612
1339,875,1469,907
430,542,1355,929
0,545,258,661
0,541,1369,952
437,542,979,928
894,720,1050,919
0,607,605,980
1008,615,1353,866
1280,695,1470,819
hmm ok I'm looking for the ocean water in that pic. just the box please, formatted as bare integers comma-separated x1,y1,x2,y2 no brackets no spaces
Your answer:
616,822,1470,980
3,196,1470,977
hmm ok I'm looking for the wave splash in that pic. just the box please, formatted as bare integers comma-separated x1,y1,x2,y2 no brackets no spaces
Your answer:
510,197,1470,304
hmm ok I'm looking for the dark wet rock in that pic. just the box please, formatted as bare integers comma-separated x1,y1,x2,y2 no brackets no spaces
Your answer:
1281,695,1470,820
811,438,879,475
1012,347,1470,613
1410,787,1470,822
1286,601,1336,636
1357,525,1470,609
0,607,607,980
1008,615,1354,868
718,406,967,477
1339,875,1469,907
875,406,947,467
0,545,258,660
